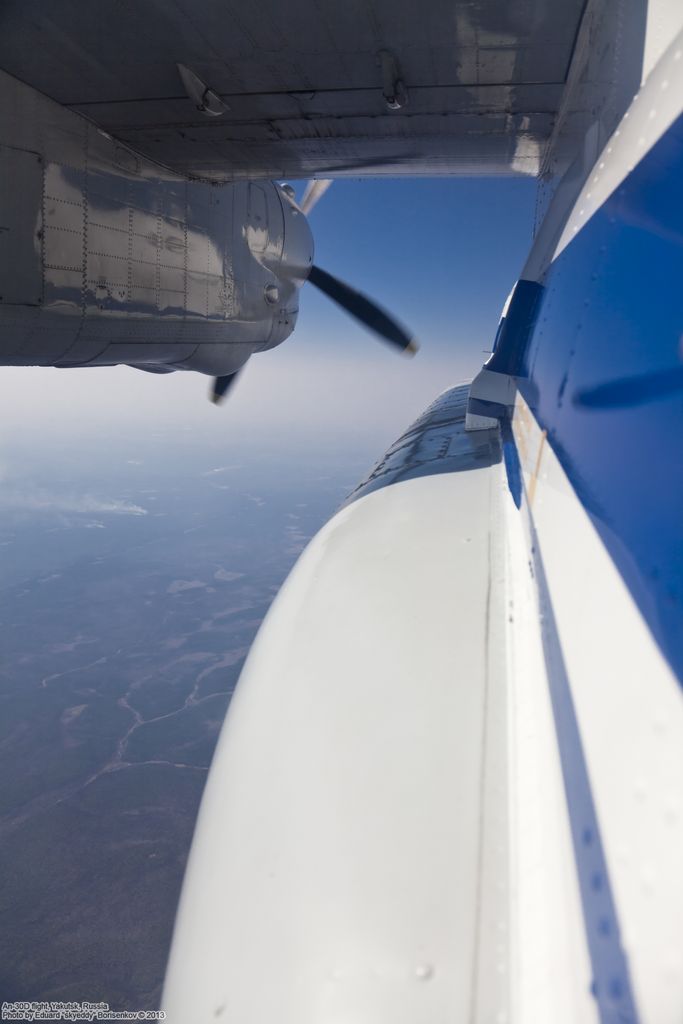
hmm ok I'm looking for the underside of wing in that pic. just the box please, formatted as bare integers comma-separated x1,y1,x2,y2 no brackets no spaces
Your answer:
0,0,593,180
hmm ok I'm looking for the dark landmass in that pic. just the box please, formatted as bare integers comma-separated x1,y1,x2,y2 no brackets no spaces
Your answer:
0,436,364,1015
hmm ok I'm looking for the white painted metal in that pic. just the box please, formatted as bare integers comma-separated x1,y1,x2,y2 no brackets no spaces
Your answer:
502,487,598,1024
554,25,683,261
164,471,501,1022
465,366,517,430
163,391,603,1024
512,392,683,1024
523,0,678,281
641,0,683,83
164,378,683,1023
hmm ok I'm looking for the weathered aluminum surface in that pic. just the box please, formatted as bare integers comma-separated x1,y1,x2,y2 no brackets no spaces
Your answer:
0,0,587,179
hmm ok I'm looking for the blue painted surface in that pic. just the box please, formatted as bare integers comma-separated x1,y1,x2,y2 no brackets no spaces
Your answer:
500,418,522,508
531,522,640,1024
488,279,544,376
519,113,683,684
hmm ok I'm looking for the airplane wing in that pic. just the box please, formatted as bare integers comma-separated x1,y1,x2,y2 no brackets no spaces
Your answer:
0,0,593,180
1,1,682,1021
160,5,683,1021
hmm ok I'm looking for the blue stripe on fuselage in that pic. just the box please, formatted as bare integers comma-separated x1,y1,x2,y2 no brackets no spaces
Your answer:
518,113,683,685
530,515,640,1024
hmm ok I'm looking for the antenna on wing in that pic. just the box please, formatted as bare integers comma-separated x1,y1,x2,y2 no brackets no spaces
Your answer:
177,64,229,117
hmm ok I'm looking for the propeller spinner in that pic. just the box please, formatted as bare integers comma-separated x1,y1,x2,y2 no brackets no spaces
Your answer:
211,179,418,403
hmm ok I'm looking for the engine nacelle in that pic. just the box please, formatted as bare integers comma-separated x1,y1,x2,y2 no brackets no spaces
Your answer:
0,70,314,381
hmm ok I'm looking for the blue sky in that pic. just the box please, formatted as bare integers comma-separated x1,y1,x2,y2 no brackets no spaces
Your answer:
301,177,536,357
0,177,537,460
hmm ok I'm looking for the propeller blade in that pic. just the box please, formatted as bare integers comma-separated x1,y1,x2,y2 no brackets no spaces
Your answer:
307,265,418,355
210,371,240,405
299,179,333,216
